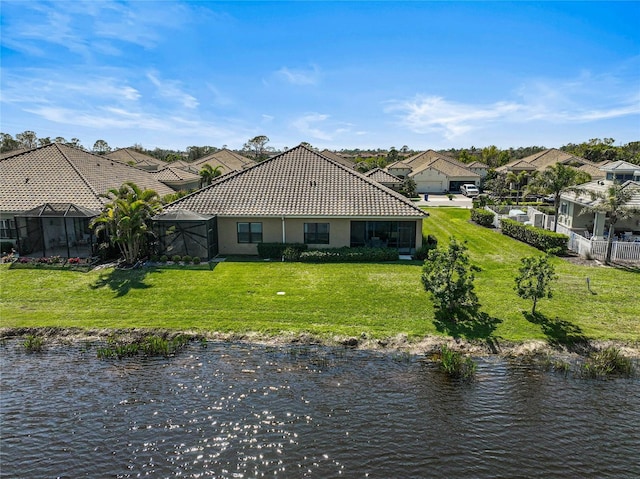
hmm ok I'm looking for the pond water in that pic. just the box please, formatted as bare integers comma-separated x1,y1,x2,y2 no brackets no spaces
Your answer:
1,341,639,478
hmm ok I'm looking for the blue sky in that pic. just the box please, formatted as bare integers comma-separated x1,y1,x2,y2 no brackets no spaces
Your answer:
1,1,639,152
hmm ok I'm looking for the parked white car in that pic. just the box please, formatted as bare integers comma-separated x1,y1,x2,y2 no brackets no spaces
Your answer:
460,184,480,197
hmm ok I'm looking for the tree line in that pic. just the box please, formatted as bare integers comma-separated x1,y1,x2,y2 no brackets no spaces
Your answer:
2,130,638,166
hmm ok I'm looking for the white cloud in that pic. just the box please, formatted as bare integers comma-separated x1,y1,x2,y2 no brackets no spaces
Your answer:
146,72,198,109
291,113,335,140
276,65,321,86
386,96,521,139
387,71,640,139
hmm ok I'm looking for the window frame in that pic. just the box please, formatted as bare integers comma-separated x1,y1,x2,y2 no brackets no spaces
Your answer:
304,222,330,244
237,222,263,244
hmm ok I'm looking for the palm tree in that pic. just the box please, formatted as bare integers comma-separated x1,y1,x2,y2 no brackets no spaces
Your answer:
525,164,591,231
199,164,222,187
506,171,530,205
90,182,162,264
580,183,640,264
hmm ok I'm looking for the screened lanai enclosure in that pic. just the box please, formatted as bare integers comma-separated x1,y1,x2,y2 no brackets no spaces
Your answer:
153,210,218,261
15,203,97,258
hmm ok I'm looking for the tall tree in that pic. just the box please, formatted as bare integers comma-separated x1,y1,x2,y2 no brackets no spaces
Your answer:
244,135,270,161
16,130,38,149
421,238,479,321
514,255,557,315
525,164,591,231
199,164,222,187
580,183,640,264
92,139,112,155
90,182,163,264
38,137,52,146
0,133,20,153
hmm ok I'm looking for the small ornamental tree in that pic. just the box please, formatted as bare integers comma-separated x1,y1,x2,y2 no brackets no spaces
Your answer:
421,238,479,321
514,255,557,314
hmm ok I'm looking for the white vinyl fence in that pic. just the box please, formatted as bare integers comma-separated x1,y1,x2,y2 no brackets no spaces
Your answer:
556,224,640,263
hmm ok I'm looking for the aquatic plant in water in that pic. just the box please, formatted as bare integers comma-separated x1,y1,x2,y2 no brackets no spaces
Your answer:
581,347,634,378
97,334,191,359
438,345,476,380
23,334,44,353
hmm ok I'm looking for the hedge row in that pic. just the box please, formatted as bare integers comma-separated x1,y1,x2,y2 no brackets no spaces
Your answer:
298,247,399,263
500,218,568,255
257,242,308,259
471,208,495,227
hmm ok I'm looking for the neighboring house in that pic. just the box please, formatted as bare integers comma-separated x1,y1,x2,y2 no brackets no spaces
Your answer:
496,148,599,176
467,161,490,179
0,143,175,257
387,150,480,193
363,168,403,191
557,161,640,238
105,148,167,171
320,149,356,168
187,148,253,176
153,145,428,258
151,166,201,191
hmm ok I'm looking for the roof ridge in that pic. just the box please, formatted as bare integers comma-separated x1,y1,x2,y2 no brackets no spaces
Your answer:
55,143,103,200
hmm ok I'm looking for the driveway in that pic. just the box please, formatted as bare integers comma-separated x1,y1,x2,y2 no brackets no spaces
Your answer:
414,193,473,208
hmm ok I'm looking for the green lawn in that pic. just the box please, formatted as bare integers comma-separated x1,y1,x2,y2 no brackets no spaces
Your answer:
1,208,638,343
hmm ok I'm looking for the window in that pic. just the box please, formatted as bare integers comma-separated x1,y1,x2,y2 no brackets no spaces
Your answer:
237,222,262,243
304,223,330,244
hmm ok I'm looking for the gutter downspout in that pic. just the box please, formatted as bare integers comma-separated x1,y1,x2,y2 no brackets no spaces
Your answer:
281,216,286,261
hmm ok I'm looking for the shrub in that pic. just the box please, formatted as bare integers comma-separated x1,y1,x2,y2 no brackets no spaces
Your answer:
299,247,399,263
415,235,439,260
182,255,192,264
160,255,168,263
172,254,182,263
257,242,308,259
282,246,302,262
68,257,81,264
192,256,201,264
439,345,476,380
1,241,15,254
471,208,495,227
500,218,568,255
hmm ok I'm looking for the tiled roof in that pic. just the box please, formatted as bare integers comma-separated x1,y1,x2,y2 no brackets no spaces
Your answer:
105,148,166,167
0,143,175,213
600,160,639,172
389,150,478,179
151,166,201,182
496,159,538,172
468,161,489,169
410,157,480,179
162,144,427,218
363,168,403,184
520,148,590,169
192,148,253,175
320,149,355,168
578,162,606,179
561,180,640,209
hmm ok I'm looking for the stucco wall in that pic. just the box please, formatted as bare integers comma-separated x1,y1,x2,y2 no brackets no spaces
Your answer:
216,216,424,255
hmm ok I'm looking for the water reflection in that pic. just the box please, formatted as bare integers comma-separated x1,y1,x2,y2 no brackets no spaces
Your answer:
1,341,639,478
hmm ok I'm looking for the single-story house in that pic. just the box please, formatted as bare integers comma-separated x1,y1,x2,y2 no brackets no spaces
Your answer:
105,148,167,171
0,143,175,257
363,168,403,191
151,166,201,191
557,161,640,239
387,150,480,193
153,145,428,258
185,148,253,176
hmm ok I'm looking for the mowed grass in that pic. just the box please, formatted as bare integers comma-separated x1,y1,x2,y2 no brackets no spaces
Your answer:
1,208,638,342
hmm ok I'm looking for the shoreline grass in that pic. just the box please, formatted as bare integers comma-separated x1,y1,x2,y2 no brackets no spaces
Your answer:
1,208,638,344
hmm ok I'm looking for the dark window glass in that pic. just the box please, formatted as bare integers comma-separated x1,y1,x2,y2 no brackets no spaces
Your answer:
304,223,330,244
237,222,262,243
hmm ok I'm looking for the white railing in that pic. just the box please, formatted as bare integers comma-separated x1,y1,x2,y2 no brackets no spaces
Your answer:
556,224,640,263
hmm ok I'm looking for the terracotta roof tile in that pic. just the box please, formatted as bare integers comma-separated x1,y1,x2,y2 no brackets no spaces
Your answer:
1,144,175,213
163,145,427,218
